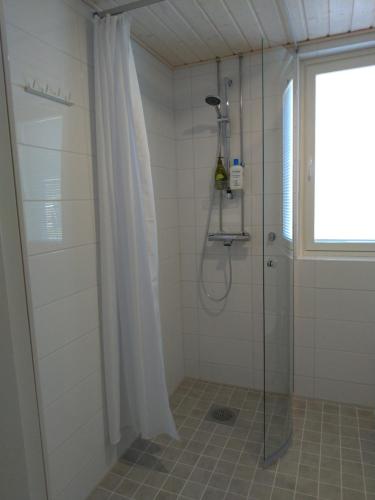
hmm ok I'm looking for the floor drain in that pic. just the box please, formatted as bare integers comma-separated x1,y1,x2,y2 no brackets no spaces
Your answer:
213,407,235,422
205,404,239,426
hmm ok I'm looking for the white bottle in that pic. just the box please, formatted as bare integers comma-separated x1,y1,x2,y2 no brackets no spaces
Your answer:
230,159,243,190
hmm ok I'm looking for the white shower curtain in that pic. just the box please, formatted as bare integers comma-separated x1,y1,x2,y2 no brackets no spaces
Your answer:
93,14,177,445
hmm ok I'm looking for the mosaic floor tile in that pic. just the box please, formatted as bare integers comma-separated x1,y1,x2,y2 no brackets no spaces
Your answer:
87,378,375,500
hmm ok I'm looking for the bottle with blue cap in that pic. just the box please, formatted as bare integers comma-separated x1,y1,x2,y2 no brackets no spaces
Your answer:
230,158,243,190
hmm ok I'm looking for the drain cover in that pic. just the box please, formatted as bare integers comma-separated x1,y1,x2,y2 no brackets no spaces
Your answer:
205,404,239,426
213,407,235,422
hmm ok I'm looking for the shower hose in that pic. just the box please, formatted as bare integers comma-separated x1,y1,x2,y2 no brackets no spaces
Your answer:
199,126,233,302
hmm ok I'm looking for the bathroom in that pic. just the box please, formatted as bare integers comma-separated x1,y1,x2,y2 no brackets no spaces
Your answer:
0,0,375,499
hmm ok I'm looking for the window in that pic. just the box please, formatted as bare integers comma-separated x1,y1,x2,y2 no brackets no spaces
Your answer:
302,50,375,253
282,79,293,241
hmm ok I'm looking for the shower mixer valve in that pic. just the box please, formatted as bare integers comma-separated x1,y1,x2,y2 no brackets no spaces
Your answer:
208,232,250,246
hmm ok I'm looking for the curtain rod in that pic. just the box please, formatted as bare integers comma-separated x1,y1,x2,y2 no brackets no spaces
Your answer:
94,0,165,18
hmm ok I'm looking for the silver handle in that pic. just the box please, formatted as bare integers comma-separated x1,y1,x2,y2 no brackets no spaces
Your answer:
266,259,276,268
268,232,276,242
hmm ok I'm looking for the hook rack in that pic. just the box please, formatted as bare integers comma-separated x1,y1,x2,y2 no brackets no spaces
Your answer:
24,81,74,106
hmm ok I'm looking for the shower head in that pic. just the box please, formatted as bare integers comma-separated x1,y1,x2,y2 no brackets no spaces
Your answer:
205,95,221,118
205,95,221,106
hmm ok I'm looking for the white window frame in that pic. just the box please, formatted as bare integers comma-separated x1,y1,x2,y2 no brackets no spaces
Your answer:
301,48,375,255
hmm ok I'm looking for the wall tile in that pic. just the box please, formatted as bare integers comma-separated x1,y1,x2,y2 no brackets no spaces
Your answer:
199,362,252,388
295,347,314,377
294,287,315,318
38,329,100,408
316,288,375,322
33,286,99,359
18,146,92,201
23,200,95,255
294,376,314,398
28,244,97,307
183,334,199,360
43,370,103,453
12,86,90,154
294,317,314,348
315,349,375,385
316,260,375,291
191,73,217,107
176,139,194,170
48,411,105,497
315,378,375,407
199,336,252,368
4,0,81,59
178,169,195,198
315,318,375,354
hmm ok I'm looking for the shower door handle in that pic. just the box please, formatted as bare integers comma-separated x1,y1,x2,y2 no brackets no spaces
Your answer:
266,259,276,268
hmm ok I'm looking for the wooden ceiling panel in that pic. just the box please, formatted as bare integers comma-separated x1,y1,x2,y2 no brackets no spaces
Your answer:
173,0,235,57
282,0,308,43
195,0,251,54
132,7,199,64
89,0,375,66
149,1,215,61
251,0,289,45
222,0,265,50
329,0,354,34
351,0,375,30
303,0,330,39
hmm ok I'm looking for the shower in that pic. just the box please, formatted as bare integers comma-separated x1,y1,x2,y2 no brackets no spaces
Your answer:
199,61,249,302
205,94,221,118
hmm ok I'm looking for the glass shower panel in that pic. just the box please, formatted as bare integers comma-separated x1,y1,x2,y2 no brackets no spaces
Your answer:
262,44,296,464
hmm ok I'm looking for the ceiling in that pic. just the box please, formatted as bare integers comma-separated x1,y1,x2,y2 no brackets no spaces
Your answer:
86,0,375,67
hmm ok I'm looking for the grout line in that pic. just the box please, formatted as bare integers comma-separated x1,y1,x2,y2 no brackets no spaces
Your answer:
317,401,323,498
339,405,344,500
43,365,101,412
22,197,94,202
38,325,99,361
6,20,91,66
48,406,103,459
293,396,307,500
34,283,98,311
357,407,368,500
17,141,94,157
28,240,97,258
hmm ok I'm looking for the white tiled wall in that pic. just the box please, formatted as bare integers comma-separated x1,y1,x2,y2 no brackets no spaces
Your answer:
294,259,375,407
174,50,291,390
3,1,108,499
175,49,375,410
3,1,182,499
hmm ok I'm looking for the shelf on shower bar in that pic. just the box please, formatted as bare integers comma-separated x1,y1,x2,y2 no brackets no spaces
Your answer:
208,232,250,242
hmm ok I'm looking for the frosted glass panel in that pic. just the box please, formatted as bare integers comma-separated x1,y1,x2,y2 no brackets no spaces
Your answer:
314,65,375,242
263,46,294,465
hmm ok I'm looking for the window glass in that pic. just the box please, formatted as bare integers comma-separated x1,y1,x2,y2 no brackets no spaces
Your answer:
314,64,375,243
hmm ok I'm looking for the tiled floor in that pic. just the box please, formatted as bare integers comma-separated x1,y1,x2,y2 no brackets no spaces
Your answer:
89,378,375,500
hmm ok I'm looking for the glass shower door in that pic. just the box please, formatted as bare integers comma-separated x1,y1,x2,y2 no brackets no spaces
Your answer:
262,44,295,464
